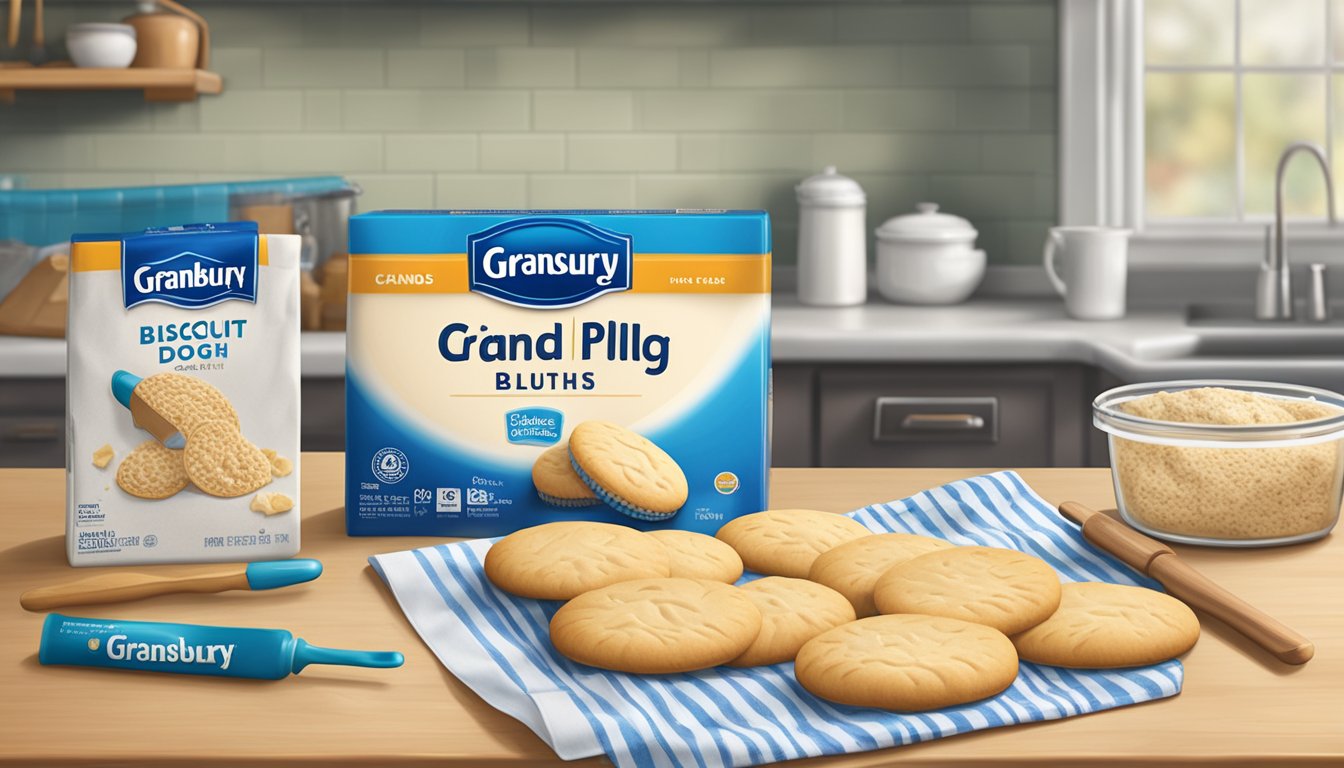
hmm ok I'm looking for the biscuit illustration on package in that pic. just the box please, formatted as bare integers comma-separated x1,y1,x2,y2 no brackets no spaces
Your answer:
261,448,294,478
549,578,763,674
567,421,688,521
795,614,1020,712
484,521,672,600
130,371,240,438
67,223,301,566
646,529,744,583
115,440,189,500
251,492,295,516
716,509,871,578
1011,582,1200,668
531,443,599,507
873,546,1062,636
91,444,115,469
729,576,856,667
183,420,273,498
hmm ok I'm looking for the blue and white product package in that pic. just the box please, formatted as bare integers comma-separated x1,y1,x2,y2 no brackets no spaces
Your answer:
67,223,301,566
39,614,404,679
346,210,771,537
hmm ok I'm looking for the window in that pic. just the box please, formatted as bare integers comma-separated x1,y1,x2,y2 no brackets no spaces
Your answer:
1144,0,1340,223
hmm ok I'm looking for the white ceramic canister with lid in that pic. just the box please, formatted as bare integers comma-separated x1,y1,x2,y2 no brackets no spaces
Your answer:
874,202,984,304
795,166,867,306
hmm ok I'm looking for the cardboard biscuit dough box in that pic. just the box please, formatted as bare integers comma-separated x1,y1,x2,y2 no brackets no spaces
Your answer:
345,209,771,537
67,223,302,566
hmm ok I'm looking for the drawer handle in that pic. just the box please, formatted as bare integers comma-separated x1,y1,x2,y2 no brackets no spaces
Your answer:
901,413,985,431
4,423,62,442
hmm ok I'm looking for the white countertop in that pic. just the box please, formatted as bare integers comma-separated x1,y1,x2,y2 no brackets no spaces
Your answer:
5,298,1343,388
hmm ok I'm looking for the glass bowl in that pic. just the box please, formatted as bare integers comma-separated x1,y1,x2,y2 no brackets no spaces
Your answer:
1093,380,1344,547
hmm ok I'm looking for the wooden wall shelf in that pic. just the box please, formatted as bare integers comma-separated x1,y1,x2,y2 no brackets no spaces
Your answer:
0,66,222,103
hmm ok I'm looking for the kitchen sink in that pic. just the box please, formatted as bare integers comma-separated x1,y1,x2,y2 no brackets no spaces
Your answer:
1187,303,1344,326
1185,335,1343,358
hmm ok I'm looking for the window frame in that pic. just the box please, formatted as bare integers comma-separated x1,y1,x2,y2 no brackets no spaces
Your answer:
1059,0,1344,266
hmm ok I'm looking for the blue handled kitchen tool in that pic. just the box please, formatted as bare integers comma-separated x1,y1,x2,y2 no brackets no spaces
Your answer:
111,369,186,449
39,613,403,679
20,559,323,611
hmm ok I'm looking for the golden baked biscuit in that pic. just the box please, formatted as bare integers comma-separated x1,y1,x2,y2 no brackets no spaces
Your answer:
1011,582,1200,668
808,533,956,617
716,509,870,578
729,577,856,667
484,521,671,600
647,529,744,583
550,578,762,674
873,546,1061,635
568,421,688,520
795,615,1019,711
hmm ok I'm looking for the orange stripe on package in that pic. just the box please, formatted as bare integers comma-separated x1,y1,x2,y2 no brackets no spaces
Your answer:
345,210,772,537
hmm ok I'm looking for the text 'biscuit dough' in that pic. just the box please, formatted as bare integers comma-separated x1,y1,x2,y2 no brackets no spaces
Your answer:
484,521,672,600
550,578,762,674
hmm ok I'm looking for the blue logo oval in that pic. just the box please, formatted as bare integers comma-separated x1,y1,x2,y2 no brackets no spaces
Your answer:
121,223,259,309
467,218,632,308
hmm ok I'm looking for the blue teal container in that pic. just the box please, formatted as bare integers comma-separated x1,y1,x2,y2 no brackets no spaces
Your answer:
39,614,403,680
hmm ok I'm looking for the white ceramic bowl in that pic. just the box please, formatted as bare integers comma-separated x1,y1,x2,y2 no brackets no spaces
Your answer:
66,23,138,69
875,246,986,304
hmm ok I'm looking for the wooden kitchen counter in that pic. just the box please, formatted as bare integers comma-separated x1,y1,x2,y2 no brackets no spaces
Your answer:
1,454,1340,766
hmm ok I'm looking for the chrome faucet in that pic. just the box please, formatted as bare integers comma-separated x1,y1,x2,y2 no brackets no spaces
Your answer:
1256,142,1337,320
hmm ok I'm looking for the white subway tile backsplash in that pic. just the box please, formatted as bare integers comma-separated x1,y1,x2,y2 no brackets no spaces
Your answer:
813,133,982,173
901,45,1032,87
264,49,386,88
200,91,305,132
436,174,529,208
352,174,436,210
343,90,531,132
534,91,634,131
709,48,902,88
836,6,969,43
529,174,637,207
968,5,1057,43
638,90,842,131
842,89,959,131
466,48,577,89
1,0,1057,267
420,7,530,47
579,49,681,88
387,50,468,89
385,134,479,172
481,134,566,171
567,134,677,172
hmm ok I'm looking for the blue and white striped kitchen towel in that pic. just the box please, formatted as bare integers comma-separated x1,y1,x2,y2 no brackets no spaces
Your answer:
370,471,1183,768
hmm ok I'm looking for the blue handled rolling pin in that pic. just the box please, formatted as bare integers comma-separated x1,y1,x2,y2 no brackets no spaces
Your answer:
20,559,323,612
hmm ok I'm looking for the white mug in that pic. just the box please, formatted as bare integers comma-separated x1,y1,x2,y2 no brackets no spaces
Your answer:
1043,226,1130,320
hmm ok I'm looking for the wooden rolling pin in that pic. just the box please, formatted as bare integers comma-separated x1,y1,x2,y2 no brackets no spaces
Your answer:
20,559,322,612
1060,502,1314,665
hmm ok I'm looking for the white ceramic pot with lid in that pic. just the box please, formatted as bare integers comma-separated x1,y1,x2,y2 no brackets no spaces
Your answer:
874,202,986,305
795,166,867,307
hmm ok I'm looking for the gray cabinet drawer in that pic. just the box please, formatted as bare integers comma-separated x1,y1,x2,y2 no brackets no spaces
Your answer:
771,365,815,467
0,415,65,467
817,365,1087,468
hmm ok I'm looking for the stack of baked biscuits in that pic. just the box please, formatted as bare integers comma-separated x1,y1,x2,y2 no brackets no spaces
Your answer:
484,511,1200,713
